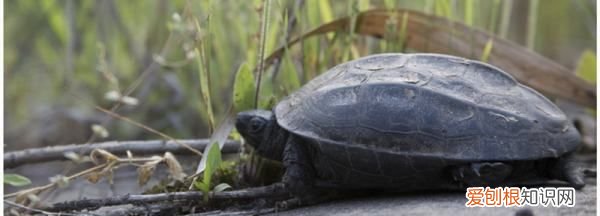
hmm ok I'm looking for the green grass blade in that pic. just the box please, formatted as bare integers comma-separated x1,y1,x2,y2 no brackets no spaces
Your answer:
526,0,539,50
383,0,395,9
575,50,597,84
434,0,452,19
319,0,334,23
254,0,272,109
398,12,409,52
195,46,215,133
480,38,494,62
464,0,473,26
488,0,502,33
498,0,513,38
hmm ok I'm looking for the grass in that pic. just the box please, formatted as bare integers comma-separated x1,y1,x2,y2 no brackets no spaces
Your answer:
526,0,539,50
4,0,596,144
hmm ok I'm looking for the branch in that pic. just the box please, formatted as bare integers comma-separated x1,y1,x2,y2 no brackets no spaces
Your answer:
45,184,287,212
4,164,109,198
4,139,241,169
3,200,87,216
93,105,205,156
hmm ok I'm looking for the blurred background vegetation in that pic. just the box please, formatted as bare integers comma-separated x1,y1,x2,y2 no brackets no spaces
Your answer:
4,0,596,150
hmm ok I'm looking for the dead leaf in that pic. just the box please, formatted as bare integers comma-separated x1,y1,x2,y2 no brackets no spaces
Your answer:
90,149,119,164
164,152,187,182
137,161,159,186
264,9,596,108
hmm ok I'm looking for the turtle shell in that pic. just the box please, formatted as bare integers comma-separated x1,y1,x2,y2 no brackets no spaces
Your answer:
274,53,580,161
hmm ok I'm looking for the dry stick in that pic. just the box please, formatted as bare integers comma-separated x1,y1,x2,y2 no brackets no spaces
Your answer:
4,200,88,216
4,139,241,169
6,153,202,201
45,183,287,212
94,106,204,156
260,9,596,108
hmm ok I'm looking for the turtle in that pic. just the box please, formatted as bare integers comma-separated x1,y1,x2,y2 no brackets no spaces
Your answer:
235,53,584,201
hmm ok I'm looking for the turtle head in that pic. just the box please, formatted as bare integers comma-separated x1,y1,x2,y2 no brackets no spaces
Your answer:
235,110,284,160
235,110,273,146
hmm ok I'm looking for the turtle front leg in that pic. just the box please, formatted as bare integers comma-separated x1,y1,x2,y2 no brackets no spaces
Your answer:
282,135,315,195
278,135,331,209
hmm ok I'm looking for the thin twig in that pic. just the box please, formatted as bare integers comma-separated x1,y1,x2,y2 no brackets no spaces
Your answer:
4,164,109,199
4,200,89,216
6,151,194,201
45,184,287,212
94,106,204,156
5,139,240,169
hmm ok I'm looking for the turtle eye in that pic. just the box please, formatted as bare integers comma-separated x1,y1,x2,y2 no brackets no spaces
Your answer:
249,117,265,133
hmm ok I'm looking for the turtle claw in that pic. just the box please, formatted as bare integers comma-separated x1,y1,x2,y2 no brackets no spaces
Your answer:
553,153,586,189
451,162,513,187
565,167,585,189
275,198,301,211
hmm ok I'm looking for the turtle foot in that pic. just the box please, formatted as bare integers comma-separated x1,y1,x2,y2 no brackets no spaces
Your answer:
552,153,585,189
451,162,513,187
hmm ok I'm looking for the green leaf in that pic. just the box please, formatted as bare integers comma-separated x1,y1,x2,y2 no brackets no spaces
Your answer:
203,142,222,188
213,183,232,192
193,180,209,192
575,50,596,84
4,174,32,187
233,62,256,112
195,142,222,202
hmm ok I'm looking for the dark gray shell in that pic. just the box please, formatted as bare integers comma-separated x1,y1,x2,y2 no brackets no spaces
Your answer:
275,53,580,161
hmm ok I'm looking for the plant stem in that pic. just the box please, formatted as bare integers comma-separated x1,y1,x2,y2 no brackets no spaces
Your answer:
526,0,538,50
254,0,272,109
